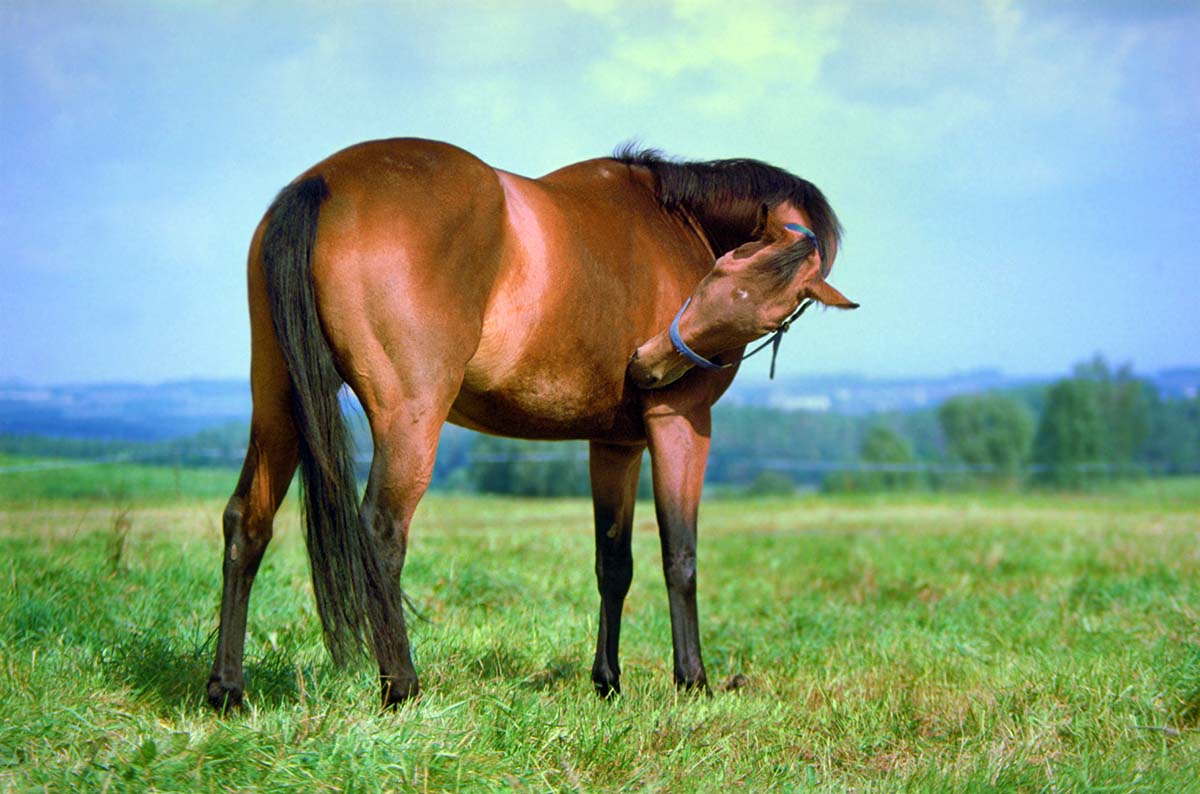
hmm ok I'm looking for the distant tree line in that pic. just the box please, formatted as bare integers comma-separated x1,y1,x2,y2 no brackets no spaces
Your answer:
2,356,1196,496
828,356,1198,493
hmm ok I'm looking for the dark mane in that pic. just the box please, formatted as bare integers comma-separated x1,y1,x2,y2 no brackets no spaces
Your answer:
613,144,843,268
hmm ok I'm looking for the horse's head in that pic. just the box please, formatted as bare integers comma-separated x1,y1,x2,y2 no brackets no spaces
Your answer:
628,206,858,389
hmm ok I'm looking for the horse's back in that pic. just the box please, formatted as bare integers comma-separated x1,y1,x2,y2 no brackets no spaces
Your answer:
305,138,505,243
308,137,494,186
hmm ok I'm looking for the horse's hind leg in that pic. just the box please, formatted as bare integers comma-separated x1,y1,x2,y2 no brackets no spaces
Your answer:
357,385,455,707
208,391,297,710
589,441,644,697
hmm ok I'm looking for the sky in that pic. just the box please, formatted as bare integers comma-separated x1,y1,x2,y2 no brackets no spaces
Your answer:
2,0,1197,385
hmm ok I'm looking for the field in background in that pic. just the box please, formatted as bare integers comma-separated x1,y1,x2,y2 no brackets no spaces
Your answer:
1,460,1198,791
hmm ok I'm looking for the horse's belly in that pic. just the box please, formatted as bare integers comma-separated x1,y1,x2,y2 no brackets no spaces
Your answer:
449,372,643,442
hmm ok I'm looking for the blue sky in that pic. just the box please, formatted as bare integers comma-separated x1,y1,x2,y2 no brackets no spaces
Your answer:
2,1,1197,384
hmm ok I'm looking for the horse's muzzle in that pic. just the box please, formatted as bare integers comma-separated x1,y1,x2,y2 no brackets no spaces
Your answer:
627,350,660,389
627,346,686,390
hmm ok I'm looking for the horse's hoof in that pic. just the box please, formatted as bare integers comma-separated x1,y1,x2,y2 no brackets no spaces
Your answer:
207,679,244,712
381,676,420,709
592,679,621,699
675,676,711,697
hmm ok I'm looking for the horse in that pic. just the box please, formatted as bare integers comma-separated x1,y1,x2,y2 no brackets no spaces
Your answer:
208,138,857,710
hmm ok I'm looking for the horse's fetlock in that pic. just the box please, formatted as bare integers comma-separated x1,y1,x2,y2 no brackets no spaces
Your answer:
591,664,621,698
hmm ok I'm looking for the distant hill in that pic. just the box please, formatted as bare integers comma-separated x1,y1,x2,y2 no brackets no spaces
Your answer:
0,379,250,441
732,368,1200,414
727,370,1040,414
1,368,1197,442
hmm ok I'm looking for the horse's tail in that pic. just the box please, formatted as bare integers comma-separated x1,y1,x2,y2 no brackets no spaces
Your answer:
261,175,402,667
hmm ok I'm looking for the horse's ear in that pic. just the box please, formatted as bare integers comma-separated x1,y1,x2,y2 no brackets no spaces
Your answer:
806,277,859,309
754,203,791,243
752,202,770,237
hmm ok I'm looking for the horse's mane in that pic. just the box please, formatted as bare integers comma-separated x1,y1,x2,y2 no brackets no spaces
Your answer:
612,144,843,266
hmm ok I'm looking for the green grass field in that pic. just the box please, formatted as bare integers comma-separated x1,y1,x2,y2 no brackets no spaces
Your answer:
1,460,1197,791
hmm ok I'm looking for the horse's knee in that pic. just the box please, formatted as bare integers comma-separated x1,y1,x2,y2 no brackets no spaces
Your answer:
222,497,244,540
360,500,411,576
223,496,272,558
596,554,633,597
662,549,697,596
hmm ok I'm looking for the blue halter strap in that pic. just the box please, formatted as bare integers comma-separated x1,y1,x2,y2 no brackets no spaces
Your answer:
784,222,820,258
669,297,731,370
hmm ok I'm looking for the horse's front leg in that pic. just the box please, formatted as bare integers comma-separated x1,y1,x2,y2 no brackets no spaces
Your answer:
644,404,712,692
588,441,645,697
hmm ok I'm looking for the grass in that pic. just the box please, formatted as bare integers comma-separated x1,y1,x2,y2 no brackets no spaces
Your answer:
0,461,1198,791
0,454,236,504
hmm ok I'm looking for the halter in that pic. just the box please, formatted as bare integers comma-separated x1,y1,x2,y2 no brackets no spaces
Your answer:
667,222,821,379
668,297,815,378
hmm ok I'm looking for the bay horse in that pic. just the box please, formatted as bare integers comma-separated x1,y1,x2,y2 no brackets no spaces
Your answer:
208,138,857,710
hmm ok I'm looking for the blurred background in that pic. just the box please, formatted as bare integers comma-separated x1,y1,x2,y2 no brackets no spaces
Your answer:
3,1,1197,494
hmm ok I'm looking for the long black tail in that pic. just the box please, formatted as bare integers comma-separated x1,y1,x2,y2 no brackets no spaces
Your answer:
261,175,404,667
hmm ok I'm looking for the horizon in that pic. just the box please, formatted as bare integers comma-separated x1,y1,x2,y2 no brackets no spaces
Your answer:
4,359,1198,391
3,3,1198,384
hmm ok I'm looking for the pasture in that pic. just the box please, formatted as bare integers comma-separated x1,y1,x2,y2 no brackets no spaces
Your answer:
1,460,1197,791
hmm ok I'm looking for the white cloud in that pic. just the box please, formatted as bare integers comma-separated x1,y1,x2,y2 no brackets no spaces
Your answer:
547,0,1196,195
575,0,845,111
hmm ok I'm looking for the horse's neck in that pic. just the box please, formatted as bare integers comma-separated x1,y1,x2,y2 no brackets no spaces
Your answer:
674,205,716,260
689,201,759,256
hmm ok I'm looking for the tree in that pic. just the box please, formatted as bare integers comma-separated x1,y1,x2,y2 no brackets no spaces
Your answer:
857,424,920,491
467,435,589,496
744,469,796,497
1144,394,1200,475
937,394,1034,487
1032,378,1105,488
1071,357,1152,474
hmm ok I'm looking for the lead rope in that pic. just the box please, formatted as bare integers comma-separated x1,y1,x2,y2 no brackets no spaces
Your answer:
756,222,820,379
741,298,814,379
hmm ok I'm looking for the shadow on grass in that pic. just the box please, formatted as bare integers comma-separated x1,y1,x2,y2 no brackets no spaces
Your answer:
100,631,307,712
522,655,579,692
2,538,317,715
441,642,580,692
